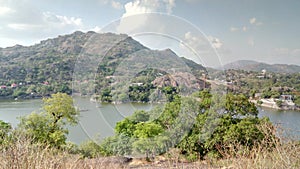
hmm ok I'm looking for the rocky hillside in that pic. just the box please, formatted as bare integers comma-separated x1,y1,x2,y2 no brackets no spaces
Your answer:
0,31,207,99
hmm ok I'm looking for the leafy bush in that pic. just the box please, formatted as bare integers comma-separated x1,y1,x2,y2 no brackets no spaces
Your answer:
78,140,103,158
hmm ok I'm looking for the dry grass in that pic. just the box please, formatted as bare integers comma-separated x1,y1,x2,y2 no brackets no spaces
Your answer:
214,141,300,169
0,123,299,169
0,134,130,169
211,123,300,169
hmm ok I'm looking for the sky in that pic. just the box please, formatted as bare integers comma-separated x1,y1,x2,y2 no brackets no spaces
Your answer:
0,0,300,67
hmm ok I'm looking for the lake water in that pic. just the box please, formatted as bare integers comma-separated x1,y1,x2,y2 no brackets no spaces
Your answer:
0,97,299,144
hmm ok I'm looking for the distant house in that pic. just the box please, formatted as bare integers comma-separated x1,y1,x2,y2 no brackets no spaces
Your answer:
280,95,293,101
11,83,18,88
105,76,115,79
43,81,49,85
256,75,265,79
0,85,7,89
130,83,143,86
225,81,233,85
257,69,267,79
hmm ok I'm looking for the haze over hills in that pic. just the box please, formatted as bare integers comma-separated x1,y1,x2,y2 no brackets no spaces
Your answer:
0,31,207,99
223,60,300,73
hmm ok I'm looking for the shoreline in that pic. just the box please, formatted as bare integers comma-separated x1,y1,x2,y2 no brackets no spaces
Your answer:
250,99,300,111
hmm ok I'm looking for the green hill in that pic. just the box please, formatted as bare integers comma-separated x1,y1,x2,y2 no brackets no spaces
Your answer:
0,31,207,100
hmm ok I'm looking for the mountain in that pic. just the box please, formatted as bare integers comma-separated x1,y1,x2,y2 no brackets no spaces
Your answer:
223,60,300,73
0,31,207,99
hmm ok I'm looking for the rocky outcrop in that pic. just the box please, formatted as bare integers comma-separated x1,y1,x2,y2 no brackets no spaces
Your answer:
152,72,206,91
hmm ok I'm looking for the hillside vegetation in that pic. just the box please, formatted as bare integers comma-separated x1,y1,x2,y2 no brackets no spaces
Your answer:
0,31,207,101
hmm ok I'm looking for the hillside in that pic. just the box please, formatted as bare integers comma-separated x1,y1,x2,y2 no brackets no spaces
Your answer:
223,60,300,73
0,31,207,100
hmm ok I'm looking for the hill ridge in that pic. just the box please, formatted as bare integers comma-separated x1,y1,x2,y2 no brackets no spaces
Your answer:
223,60,300,73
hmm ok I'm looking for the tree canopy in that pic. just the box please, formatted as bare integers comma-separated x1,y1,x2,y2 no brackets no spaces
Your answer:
100,90,274,161
18,93,79,148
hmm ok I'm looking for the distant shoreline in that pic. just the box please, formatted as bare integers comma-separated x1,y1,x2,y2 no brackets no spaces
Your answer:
250,99,300,111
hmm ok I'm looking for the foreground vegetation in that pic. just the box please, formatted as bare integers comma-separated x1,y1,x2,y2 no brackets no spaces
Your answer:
0,92,299,168
0,122,299,168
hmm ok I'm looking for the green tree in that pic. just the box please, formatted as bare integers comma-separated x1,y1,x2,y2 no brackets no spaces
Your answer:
294,96,300,106
43,92,79,125
115,118,136,137
276,100,283,107
18,93,79,148
157,95,181,128
178,91,272,161
133,122,163,138
162,86,178,102
101,90,275,161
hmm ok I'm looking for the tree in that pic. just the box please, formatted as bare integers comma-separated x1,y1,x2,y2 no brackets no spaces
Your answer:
178,91,273,161
100,88,112,102
294,96,300,106
225,93,258,117
19,113,67,147
162,86,178,102
115,118,136,137
43,92,79,125
133,122,163,138
101,90,275,161
18,93,79,148
276,100,283,107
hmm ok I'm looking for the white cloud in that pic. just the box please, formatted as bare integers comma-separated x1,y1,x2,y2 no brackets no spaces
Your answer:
166,0,176,14
179,31,226,67
43,12,83,27
102,0,123,9
122,0,176,18
111,0,123,9
250,17,256,24
116,0,176,34
208,36,223,49
7,23,42,30
182,32,224,51
123,1,152,18
230,27,239,32
0,0,85,47
250,17,263,26
231,17,262,33
0,6,14,16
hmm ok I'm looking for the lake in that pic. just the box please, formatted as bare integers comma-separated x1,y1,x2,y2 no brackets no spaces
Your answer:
0,97,299,144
